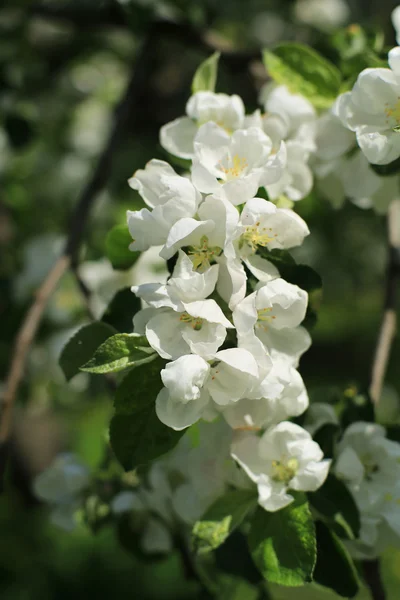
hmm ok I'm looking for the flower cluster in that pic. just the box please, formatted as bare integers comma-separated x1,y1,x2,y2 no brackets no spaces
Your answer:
127,87,330,512
335,422,400,559
311,8,400,213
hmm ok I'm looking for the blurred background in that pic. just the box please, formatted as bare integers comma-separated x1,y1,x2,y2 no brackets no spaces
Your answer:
1,0,400,598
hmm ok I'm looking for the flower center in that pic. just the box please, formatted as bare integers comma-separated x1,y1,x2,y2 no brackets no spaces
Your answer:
271,457,299,484
188,235,222,271
239,222,276,253
219,154,248,180
384,99,400,128
179,312,204,331
361,453,379,480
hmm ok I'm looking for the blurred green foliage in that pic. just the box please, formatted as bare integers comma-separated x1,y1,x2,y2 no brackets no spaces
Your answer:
2,0,400,598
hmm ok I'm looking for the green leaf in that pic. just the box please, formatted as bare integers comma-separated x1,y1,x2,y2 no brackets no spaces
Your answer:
59,322,117,381
105,225,140,270
110,358,184,469
309,474,360,538
263,43,341,109
192,52,220,94
80,334,155,374
248,493,316,587
101,288,141,333
192,489,257,555
313,423,339,459
314,521,360,598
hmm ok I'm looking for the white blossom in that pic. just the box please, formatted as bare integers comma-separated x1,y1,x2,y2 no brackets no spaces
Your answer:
336,47,400,165
156,348,259,430
232,422,330,511
160,91,245,159
191,123,286,206
127,159,201,251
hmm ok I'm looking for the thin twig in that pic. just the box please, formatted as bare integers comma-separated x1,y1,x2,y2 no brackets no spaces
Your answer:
0,29,156,488
369,200,400,404
364,201,400,600
0,256,70,445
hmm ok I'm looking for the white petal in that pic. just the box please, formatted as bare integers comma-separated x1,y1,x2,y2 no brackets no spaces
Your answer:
160,116,198,159
290,460,331,492
258,477,294,512
127,208,169,251
183,299,233,328
160,218,215,260
146,310,189,359
231,432,266,482
244,255,280,283
216,255,247,310
161,354,210,401
155,387,209,430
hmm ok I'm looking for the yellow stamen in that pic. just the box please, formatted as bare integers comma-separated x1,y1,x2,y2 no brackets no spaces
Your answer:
188,235,222,271
179,312,204,331
239,223,276,253
219,154,248,180
271,457,299,484
384,98,400,128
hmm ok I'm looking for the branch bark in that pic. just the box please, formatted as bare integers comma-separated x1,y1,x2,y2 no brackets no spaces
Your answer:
0,29,156,489
369,200,400,404
364,200,400,600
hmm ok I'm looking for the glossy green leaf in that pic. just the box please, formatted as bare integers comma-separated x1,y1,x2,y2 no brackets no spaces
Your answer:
248,493,316,587
110,358,184,469
263,43,341,109
59,322,117,381
81,333,155,374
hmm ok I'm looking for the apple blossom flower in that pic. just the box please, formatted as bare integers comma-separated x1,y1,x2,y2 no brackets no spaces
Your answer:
156,349,259,430
336,47,400,165
127,159,201,251
191,123,286,206
160,91,245,159
231,422,330,511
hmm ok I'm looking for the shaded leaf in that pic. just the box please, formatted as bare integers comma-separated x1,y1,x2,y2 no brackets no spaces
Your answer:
101,288,141,333
314,521,360,598
105,225,140,270
59,322,117,381
309,474,360,538
192,489,257,554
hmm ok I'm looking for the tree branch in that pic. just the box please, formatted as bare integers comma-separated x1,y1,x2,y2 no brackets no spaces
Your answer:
0,29,156,490
363,201,400,600
369,200,400,405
